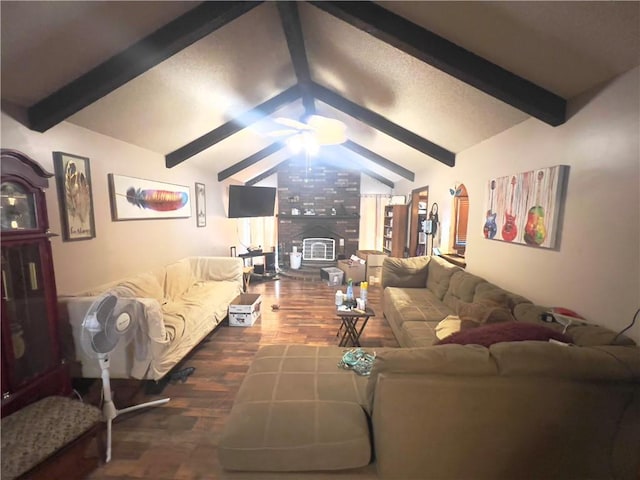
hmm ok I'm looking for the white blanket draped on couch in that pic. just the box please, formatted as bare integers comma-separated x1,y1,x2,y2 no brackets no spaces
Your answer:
60,256,244,381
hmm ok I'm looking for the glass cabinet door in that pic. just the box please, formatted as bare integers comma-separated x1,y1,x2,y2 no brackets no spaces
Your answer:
1,242,55,390
1,181,38,232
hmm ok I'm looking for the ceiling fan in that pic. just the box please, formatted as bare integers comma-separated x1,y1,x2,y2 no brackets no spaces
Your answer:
268,115,347,152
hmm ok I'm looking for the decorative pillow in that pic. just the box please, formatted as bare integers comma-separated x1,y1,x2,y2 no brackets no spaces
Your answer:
456,300,515,326
435,313,492,340
435,315,463,340
436,321,573,347
381,256,431,289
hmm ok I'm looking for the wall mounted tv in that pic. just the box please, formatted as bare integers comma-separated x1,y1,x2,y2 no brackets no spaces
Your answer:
228,185,277,218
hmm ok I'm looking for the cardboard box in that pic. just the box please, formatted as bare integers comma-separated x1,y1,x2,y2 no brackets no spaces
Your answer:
337,259,366,284
356,250,387,268
367,265,383,285
229,293,262,327
321,267,344,286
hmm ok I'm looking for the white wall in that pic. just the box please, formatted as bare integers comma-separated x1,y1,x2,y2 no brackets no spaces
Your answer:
397,67,640,343
1,110,239,294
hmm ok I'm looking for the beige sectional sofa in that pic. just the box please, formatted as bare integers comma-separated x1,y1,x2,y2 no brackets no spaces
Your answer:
60,256,243,381
382,255,636,348
219,255,640,479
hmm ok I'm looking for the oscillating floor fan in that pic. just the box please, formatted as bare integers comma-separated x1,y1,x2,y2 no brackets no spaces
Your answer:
81,292,170,462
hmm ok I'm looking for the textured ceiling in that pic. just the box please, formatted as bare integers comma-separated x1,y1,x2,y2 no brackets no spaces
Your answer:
1,1,638,185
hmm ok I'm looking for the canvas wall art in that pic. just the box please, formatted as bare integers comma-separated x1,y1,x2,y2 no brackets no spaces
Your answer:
483,165,569,249
53,151,96,241
108,174,191,221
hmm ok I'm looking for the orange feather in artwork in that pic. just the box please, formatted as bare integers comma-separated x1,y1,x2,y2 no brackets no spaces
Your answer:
126,187,188,211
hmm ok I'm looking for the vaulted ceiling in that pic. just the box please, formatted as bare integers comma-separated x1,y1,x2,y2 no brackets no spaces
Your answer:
2,1,638,188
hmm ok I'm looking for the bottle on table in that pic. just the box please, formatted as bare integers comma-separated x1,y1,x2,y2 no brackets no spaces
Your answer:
335,290,343,306
360,281,368,308
345,278,355,308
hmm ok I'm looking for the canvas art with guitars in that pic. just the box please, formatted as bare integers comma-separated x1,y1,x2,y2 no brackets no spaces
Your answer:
483,165,568,249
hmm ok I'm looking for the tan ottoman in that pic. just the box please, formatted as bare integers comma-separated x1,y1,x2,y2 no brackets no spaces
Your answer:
219,345,371,472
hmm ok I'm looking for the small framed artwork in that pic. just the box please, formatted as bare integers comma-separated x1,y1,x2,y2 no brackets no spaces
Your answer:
52,151,96,241
195,182,206,227
108,174,191,221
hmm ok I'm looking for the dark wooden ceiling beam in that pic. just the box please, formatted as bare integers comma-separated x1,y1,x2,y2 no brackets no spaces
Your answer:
360,169,394,189
342,141,414,181
218,142,285,182
166,85,300,168
27,1,263,133
311,1,566,126
246,161,288,186
312,82,454,167
277,2,316,116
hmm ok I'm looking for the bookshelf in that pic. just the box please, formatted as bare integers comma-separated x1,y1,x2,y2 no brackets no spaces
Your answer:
382,204,408,257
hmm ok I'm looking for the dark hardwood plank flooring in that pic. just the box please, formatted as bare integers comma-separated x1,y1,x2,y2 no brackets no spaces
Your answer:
81,276,399,480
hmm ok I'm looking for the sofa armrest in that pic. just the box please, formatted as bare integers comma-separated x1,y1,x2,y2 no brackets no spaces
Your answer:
381,256,431,289
189,256,243,285
59,295,168,379
62,295,168,342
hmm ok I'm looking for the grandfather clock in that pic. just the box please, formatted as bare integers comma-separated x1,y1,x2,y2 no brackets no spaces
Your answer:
1,149,70,417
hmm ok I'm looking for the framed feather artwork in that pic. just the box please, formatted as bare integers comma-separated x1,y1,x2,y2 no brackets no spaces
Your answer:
108,174,191,221
53,152,96,241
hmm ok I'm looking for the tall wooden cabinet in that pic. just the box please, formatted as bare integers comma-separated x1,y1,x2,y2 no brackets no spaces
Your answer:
1,149,70,417
382,204,408,257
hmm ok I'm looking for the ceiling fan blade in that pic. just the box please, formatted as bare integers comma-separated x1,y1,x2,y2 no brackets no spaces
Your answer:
266,129,298,138
307,115,347,145
274,117,311,130
306,115,345,130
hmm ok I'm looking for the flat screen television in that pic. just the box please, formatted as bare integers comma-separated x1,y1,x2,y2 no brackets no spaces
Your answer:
228,185,277,218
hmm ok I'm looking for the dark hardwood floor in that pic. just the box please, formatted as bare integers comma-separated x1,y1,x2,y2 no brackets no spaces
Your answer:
81,276,399,480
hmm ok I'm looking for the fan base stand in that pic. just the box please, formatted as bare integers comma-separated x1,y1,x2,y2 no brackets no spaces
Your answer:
99,355,170,463
104,397,170,463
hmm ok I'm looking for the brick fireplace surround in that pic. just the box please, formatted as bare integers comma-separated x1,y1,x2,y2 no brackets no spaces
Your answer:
277,158,360,264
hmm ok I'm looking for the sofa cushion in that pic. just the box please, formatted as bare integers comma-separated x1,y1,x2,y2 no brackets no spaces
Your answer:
473,282,531,311
1,396,102,480
425,256,459,300
366,345,497,410
381,256,431,289
219,345,371,472
384,287,454,325
442,271,486,310
400,321,439,347
164,259,195,300
437,321,572,347
456,300,515,325
490,342,640,381
115,271,165,301
513,304,636,346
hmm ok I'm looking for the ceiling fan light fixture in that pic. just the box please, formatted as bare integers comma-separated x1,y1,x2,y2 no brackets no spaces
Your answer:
286,134,304,154
286,132,320,156
272,115,347,149
307,116,347,145
304,133,320,156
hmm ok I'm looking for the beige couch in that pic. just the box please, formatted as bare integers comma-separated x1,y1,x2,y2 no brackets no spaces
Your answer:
60,256,243,381
382,255,637,348
218,256,640,479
